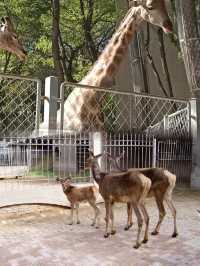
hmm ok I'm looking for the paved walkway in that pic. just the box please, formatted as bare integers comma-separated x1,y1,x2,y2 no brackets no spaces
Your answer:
0,186,200,265
0,180,97,207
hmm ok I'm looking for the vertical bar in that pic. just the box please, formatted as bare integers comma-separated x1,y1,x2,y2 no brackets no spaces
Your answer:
152,138,157,168
35,80,42,136
60,82,65,133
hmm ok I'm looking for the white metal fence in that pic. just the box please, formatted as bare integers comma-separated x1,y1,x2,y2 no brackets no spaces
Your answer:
145,106,191,137
0,133,192,185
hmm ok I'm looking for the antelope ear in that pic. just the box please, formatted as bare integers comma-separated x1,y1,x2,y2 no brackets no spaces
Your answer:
105,151,112,158
94,153,103,159
56,177,60,182
88,149,94,156
3,16,15,32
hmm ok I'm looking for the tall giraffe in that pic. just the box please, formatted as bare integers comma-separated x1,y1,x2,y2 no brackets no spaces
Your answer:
54,0,173,132
0,16,27,60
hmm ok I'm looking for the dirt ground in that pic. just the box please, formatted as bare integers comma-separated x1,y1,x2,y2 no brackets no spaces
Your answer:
0,187,200,266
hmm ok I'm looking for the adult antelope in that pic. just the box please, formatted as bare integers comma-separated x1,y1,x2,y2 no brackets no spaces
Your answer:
0,16,27,60
106,152,178,238
86,151,151,249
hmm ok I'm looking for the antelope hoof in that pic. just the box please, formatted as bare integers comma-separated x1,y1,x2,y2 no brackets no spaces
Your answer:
104,233,110,238
124,226,129,231
151,230,159,236
111,230,116,235
91,222,95,227
77,221,80,224
95,225,99,229
133,243,140,249
68,222,73,225
142,239,148,244
172,232,178,238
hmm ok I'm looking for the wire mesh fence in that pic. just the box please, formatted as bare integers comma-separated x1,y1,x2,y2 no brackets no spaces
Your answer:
145,106,190,138
60,82,190,137
0,74,41,137
176,0,200,92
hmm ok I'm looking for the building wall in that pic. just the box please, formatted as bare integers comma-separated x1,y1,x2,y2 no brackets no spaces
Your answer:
115,0,190,99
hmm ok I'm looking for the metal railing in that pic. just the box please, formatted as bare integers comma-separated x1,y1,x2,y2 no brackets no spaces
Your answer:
0,133,192,185
0,74,41,137
145,105,191,137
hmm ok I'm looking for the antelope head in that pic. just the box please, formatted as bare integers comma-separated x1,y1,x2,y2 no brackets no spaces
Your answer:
0,16,27,60
85,150,103,169
56,177,72,191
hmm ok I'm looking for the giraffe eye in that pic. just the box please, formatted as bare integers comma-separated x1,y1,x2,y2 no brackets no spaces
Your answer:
12,34,17,39
147,5,154,10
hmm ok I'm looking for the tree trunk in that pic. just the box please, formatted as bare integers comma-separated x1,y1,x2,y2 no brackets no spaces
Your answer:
176,0,200,95
157,28,174,97
51,0,64,83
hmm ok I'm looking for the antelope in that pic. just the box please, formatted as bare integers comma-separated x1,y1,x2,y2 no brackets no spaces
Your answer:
0,16,27,60
86,151,151,249
106,152,178,238
56,177,100,228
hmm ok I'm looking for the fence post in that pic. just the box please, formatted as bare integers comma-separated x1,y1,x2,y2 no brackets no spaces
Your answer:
90,132,106,171
43,76,59,135
190,98,200,189
163,115,168,136
152,138,157,167
35,80,42,137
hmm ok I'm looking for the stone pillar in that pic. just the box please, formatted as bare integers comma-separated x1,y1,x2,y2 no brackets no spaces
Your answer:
90,132,106,171
43,76,59,136
190,97,200,189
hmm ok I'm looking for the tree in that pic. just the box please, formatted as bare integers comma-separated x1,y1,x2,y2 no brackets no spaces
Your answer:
0,0,118,82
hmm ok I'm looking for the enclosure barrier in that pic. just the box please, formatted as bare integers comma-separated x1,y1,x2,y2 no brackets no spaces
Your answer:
58,81,190,137
0,133,192,186
0,74,41,137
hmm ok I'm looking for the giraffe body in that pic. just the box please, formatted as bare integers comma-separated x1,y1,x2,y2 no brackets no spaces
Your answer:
41,1,173,132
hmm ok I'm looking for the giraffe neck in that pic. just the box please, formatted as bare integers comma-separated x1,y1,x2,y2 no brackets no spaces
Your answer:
80,6,143,88
0,32,7,50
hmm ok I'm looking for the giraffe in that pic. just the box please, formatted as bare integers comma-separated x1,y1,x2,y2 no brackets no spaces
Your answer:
0,16,27,60
51,0,173,132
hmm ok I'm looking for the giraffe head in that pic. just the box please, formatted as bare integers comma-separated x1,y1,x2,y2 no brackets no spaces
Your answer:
131,0,173,33
0,17,27,60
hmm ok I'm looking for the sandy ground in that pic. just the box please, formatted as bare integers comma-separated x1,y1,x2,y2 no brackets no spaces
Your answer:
0,187,200,266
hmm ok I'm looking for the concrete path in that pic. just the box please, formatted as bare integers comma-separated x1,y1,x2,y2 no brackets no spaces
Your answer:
0,180,100,208
0,188,200,265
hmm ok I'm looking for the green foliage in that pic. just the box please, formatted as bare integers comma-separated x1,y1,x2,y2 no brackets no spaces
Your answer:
0,0,118,81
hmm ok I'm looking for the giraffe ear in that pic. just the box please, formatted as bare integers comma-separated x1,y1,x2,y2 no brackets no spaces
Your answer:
1,17,5,24
1,17,15,32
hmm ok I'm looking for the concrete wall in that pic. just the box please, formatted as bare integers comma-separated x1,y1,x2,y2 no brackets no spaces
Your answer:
115,0,190,99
